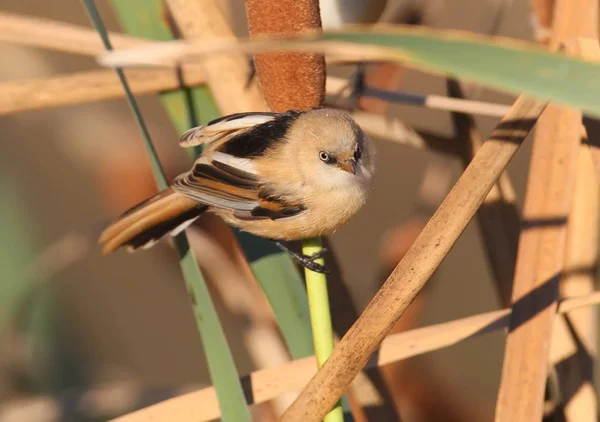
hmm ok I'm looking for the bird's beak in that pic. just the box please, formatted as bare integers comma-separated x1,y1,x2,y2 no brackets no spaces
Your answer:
339,159,356,175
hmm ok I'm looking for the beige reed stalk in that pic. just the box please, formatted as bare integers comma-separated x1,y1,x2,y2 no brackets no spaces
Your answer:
546,1,599,421
0,10,143,54
494,36,593,422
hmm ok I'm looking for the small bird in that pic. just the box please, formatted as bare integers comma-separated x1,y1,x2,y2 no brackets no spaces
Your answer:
98,108,376,273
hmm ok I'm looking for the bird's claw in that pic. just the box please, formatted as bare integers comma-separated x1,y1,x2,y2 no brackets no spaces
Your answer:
297,248,330,274
272,240,331,274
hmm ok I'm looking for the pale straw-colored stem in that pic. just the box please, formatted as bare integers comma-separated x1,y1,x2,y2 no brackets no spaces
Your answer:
494,37,589,422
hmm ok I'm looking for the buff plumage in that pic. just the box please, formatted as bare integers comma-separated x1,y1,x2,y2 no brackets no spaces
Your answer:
99,108,376,272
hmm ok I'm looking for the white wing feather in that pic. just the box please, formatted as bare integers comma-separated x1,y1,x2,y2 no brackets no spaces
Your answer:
211,152,258,175
179,113,277,147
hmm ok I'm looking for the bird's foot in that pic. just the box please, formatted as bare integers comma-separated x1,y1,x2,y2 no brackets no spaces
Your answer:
272,240,331,274
295,249,330,274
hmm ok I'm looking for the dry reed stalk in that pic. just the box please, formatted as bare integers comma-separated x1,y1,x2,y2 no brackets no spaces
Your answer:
494,114,578,420
550,161,598,418
0,11,349,70
548,31,600,422
448,79,519,307
531,2,599,418
0,68,206,115
0,10,144,55
165,0,265,113
494,41,586,422
279,96,547,422
108,291,600,422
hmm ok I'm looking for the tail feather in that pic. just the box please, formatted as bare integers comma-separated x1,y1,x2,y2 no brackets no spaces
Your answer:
99,188,176,244
99,188,205,255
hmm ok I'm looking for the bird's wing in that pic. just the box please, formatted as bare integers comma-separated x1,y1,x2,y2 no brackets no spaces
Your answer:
172,156,261,211
233,187,307,221
179,112,279,147
173,153,307,220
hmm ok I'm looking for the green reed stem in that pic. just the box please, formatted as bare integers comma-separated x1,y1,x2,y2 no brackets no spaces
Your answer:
303,237,344,422
81,1,251,420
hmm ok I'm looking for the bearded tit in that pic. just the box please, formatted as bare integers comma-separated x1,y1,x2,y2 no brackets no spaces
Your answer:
98,108,376,273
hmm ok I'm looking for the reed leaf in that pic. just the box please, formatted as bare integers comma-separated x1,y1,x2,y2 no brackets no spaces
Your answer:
101,25,600,117
82,1,250,420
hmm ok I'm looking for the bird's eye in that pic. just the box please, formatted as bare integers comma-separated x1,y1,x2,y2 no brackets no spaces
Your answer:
354,147,362,162
319,151,330,162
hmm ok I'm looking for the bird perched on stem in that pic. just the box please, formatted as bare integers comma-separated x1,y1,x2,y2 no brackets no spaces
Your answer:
99,108,376,273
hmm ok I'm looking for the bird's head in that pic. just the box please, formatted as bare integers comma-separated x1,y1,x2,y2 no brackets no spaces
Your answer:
287,108,376,189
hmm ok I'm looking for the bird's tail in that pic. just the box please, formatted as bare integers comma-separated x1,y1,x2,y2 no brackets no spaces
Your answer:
98,187,206,255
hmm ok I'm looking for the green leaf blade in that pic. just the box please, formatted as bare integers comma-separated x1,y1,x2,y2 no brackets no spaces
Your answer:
322,29,600,116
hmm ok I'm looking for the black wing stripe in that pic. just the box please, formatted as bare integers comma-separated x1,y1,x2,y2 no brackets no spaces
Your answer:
251,205,306,220
177,177,253,200
172,173,258,211
218,110,303,158
233,204,305,221
211,160,258,181
192,163,257,190
126,206,207,250
258,186,290,206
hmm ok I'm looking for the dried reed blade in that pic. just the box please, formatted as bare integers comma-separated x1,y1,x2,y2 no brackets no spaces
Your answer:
0,68,205,115
0,10,144,55
108,290,600,422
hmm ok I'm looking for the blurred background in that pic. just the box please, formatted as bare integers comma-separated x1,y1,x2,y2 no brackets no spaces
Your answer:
0,0,558,420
